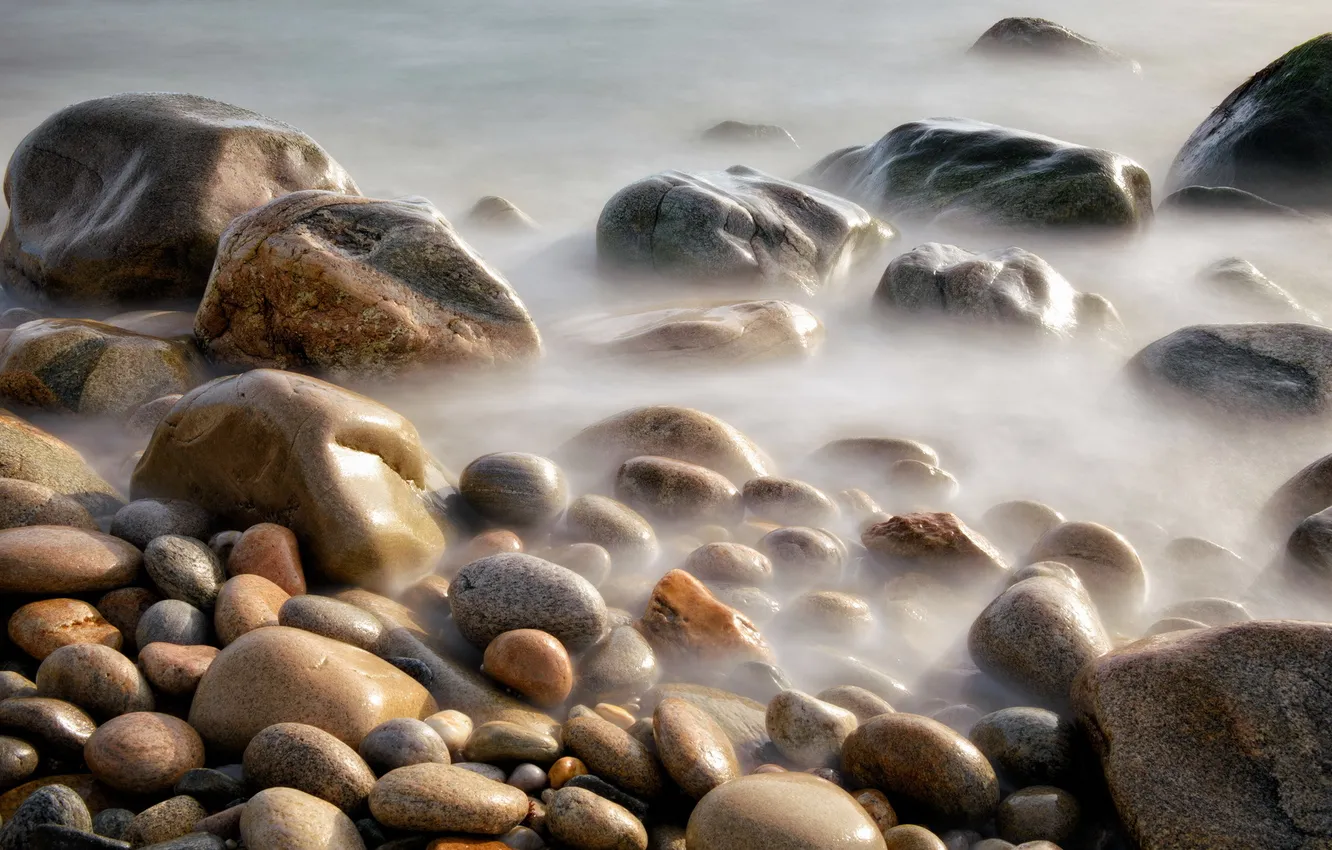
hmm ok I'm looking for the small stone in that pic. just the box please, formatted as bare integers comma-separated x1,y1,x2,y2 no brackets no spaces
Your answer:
0,784,92,850
782,591,874,639
359,718,450,775
0,671,37,701
508,763,547,794
0,527,142,595
579,627,659,701
980,501,1065,556
92,808,133,840
853,788,898,835
483,629,574,708
240,786,366,850
1158,597,1250,626
0,735,38,788
653,697,739,799
615,456,744,528
173,768,244,810
549,757,588,789
742,478,839,528
594,704,634,729
756,527,844,589
136,600,209,647
29,823,132,848
95,588,159,653
36,644,154,719
0,698,95,756
110,500,213,550
335,588,426,635
467,195,539,231
862,513,1007,588
84,712,204,795
212,574,289,645
144,535,226,609
816,686,894,722
564,712,666,798
243,722,377,812
765,690,857,769
455,762,508,782
564,495,660,572
684,543,773,585
277,595,383,652
207,531,241,563
1027,521,1144,626
369,763,530,834
968,708,1077,792
638,569,773,674
125,795,206,846
464,721,561,765
997,786,1080,845
138,642,217,697
545,543,613,588
450,530,526,571
548,786,648,850
424,710,474,760
0,480,97,532
461,454,569,529
125,393,182,438
1144,617,1208,637
881,825,945,849
451,554,608,651
685,771,887,850
226,522,306,595
929,705,983,736
9,600,121,661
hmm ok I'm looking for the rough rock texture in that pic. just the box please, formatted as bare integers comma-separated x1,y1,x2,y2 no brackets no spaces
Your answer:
802,118,1152,230
130,369,449,590
969,17,1140,72
0,92,357,307
862,513,1007,587
638,570,774,671
1166,34,1332,213
596,166,892,295
243,722,378,812
196,191,541,378
449,553,608,651
0,410,122,515
686,772,888,850
1073,620,1332,850
1130,323,1332,417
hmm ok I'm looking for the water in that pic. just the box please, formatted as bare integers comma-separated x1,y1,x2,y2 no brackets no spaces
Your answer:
4,1,1332,631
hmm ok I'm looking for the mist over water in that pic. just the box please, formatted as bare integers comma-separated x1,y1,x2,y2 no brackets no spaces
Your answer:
6,0,1332,665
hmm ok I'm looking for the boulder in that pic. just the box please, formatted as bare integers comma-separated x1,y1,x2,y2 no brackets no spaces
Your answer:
0,410,122,515
1073,620,1332,849
1166,34,1332,213
801,118,1152,230
596,166,892,295
1158,185,1310,219
196,191,541,378
130,369,449,590
1196,257,1316,321
0,92,357,307
968,17,1139,72
700,121,799,147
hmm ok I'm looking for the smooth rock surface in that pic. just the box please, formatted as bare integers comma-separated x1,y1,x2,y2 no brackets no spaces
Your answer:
0,412,121,516
653,697,740,799
638,569,773,671
9,599,121,660
368,763,529,834
765,690,858,769
686,771,888,850
84,712,204,795
547,785,649,850
240,786,366,850
450,553,608,651
0,480,96,532
36,643,154,719
0,527,140,594
243,722,377,812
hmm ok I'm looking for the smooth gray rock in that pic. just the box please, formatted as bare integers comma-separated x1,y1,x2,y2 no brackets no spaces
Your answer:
111,499,214,550
143,535,226,609
136,599,210,647
969,17,1139,71
359,717,451,775
969,707,1078,792
278,595,384,652
0,785,92,850
449,553,608,651
579,626,659,699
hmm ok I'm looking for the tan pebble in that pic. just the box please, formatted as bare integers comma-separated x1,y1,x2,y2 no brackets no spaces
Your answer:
549,756,587,789
0,671,37,700
427,838,509,849
8,598,121,660
368,762,530,833
450,529,525,570
336,588,427,636
853,788,899,835
0,697,95,754
241,786,366,849
196,803,244,839
463,720,560,764
686,772,886,850
126,794,207,846
139,642,219,696
563,712,666,798
227,522,306,595
213,573,290,645
96,587,161,652
595,703,636,729
752,764,787,774
35,643,154,718
0,479,97,531
399,574,451,626
483,629,573,708
882,824,946,849
652,697,739,799
84,711,205,794
547,785,649,850
0,526,142,594
425,709,474,760
244,722,377,812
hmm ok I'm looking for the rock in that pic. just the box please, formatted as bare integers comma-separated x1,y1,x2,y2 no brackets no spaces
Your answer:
278,595,384,652
359,718,450,775
463,721,560,765
29,824,131,849
564,495,660,571
642,684,770,768
450,553,607,651
686,771,887,850
126,395,182,441
0,92,356,307
996,787,1080,845
240,787,365,850
35,644,154,719
842,713,999,828
653,697,740,799
807,437,938,491
579,626,660,700
110,500,213,550
104,310,194,340
742,478,838,527
1073,620,1332,849
0,320,202,417
189,626,436,753
1265,451,1332,537
560,300,823,364
466,195,538,231
1158,185,1310,219
124,795,205,846
131,369,448,590
968,577,1111,708
817,686,895,722
84,712,203,795
1166,35,1332,213
1026,522,1144,625
0,527,140,594
685,543,773,585
862,513,1007,588
144,536,225,609
0,784,92,850
782,591,874,639
92,587,156,653
701,122,798,147
335,588,426,635
9,599,121,660
0,698,95,756
173,768,243,810
801,119,1151,230
548,786,648,850
550,756,589,790
886,461,960,509
1283,506,1332,590
968,708,1077,792
765,690,858,769
136,600,209,647
460,453,568,529
853,788,898,836
212,574,289,645
1144,617,1208,637
638,570,773,672
0,480,96,531
559,406,769,487
980,502,1065,557
369,763,529,834
1197,257,1315,320
1157,597,1250,626
425,710,473,761
615,456,743,527
198,191,540,376
0,411,121,516
564,711,667,798
969,17,1138,71
483,629,573,708
226,523,306,596
756,527,844,589
879,825,945,849
596,166,890,295
0,736,38,787
547,543,613,588
91,808,133,840
243,722,376,812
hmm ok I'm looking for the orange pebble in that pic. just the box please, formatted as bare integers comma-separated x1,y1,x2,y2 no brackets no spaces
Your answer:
548,756,587,789
228,523,306,596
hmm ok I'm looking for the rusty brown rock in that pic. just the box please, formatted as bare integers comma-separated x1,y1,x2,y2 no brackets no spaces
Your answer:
483,629,573,708
139,642,219,696
0,479,97,531
862,513,1007,587
8,599,121,660
84,711,204,794
95,587,160,654
653,696,740,799
638,570,773,671
35,643,154,719
227,522,307,595
213,574,290,646
0,526,140,594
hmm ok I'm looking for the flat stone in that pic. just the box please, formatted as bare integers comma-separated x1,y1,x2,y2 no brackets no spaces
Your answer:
463,720,561,765
0,479,96,532
212,574,289,645
243,722,377,812
227,523,306,596
686,771,887,850
0,527,140,594
138,642,217,696
653,697,739,799
642,683,770,768
369,763,529,834
240,786,366,850
36,643,154,719
9,599,121,660
144,535,225,609
450,553,607,651
84,712,204,795
173,768,243,810
548,785,648,850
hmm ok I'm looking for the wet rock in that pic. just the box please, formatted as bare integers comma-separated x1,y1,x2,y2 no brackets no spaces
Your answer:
110,500,213,550
278,595,384,653
226,522,306,596
507,762,547,794
564,711,666,799
212,574,288,645
240,786,366,850
616,456,744,527
887,460,960,510
0,698,95,756
862,513,1007,587
173,768,243,810
425,710,474,761
0,411,122,516
766,690,857,769
880,825,945,849
124,795,205,846
546,542,613,588
0,784,92,850
550,756,589,790
483,629,574,708
548,786,648,850
742,477,838,527
138,642,216,697
460,453,568,530
1026,522,1144,625
143,536,225,610
979,501,1065,558
0,736,38,787
91,808,133,840
968,577,1111,708
0,526,140,594
817,686,895,722
36,644,154,719
0,320,202,417
0,480,96,532
638,570,773,672
782,591,874,639
84,712,204,795
757,527,844,588
9,599,121,660
842,713,999,828
700,121,798,147
1265,450,1332,537
653,697,739,799
1159,185,1310,218
1198,257,1316,321
724,662,791,704
643,683,769,768
853,788,898,836
135,600,209,647
802,119,1151,230
359,718,450,775
686,543,773,585
243,722,376,812
969,17,1138,71
189,626,436,753
565,495,660,572
451,553,607,651
597,166,890,295
807,437,938,491
104,310,194,340
686,771,887,850
467,195,539,231
1166,35,1332,213
579,626,660,700
369,763,529,834
463,720,561,766
996,786,1080,845
968,708,1077,792
1157,597,1250,626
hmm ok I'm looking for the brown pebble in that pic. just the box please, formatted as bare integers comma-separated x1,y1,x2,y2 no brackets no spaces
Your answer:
84,711,205,794
0,671,37,701
139,642,219,696
637,570,773,672
882,824,947,849
127,794,207,846
0,479,97,531
244,721,377,812
548,756,587,789
428,838,509,849
0,735,38,787
0,526,142,594
483,629,573,708
213,573,290,645
595,703,636,729
853,788,899,835
684,542,773,585
450,529,524,571
96,587,161,653
227,523,306,595
196,803,244,839
8,598,121,661
0,697,95,754
35,643,154,719
653,697,739,799
425,710,474,760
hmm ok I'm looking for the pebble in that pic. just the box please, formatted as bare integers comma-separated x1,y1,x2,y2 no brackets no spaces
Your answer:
125,393,182,437
173,768,244,809
143,535,226,609
0,735,38,787
930,704,983,736
638,570,773,672
502,826,545,850
0,784,92,850
545,542,614,588
241,786,366,850
0,698,95,756
207,530,241,563
212,573,289,645
0,527,142,595
359,718,451,774
685,771,887,850
460,453,570,529
424,710,474,760
0,480,97,532
756,527,844,588
94,588,159,653
564,494,660,572
451,553,608,651
451,530,525,570
862,513,1007,588
548,786,648,850
550,756,588,789
707,584,781,625
996,786,1080,845
369,763,530,834
508,763,548,793
454,761,509,782
138,642,218,696
0,671,37,701
783,591,874,638
968,708,1077,792
564,712,666,798
464,721,562,765
109,499,213,550
1144,616,1208,637
29,823,132,848
92,808,133,840
684,542,773,585
647,824,687,850
336,588,427,635
578,626,660,701
615,456,744,528
9,599,122,662
1027,521,1145,626
653,697,739,799
765,690,858,768
35,644,154,719
483,629,574,708
980,501,1065,557
742,477,839,527
1158,596,1250,626
124,795,206,846
84,712,204,795
595,704,635,729
226,522,307,595
816,686,895,722
853,788,898,835
881,825,945,849
243,722,377,812
136,600,210,647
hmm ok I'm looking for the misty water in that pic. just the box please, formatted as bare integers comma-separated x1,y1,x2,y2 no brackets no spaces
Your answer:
5,0,1332,658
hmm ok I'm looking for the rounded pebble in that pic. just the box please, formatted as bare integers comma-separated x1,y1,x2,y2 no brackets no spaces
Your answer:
765,690,858,769
243,722,377,812
653,697,740,799
484,629,574,708
997,786,1080,845
138,642,218,696
143,535,226,609
227,522,307,595
84,712,204,795
35,643,154,719
686,771,887,850
548,785,648,850
359,717,451,775
110,499,213,550
550,756,588,789
240,786,366,850
136,599,209,647
369,762,530,834
461,453,570,529
8,599,121,661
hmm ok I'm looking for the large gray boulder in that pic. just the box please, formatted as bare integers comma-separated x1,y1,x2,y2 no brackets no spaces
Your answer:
968,17,1140,73
0,93,357,308
801,118,1153,230
596,166,892,295
1166,34,1332,214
